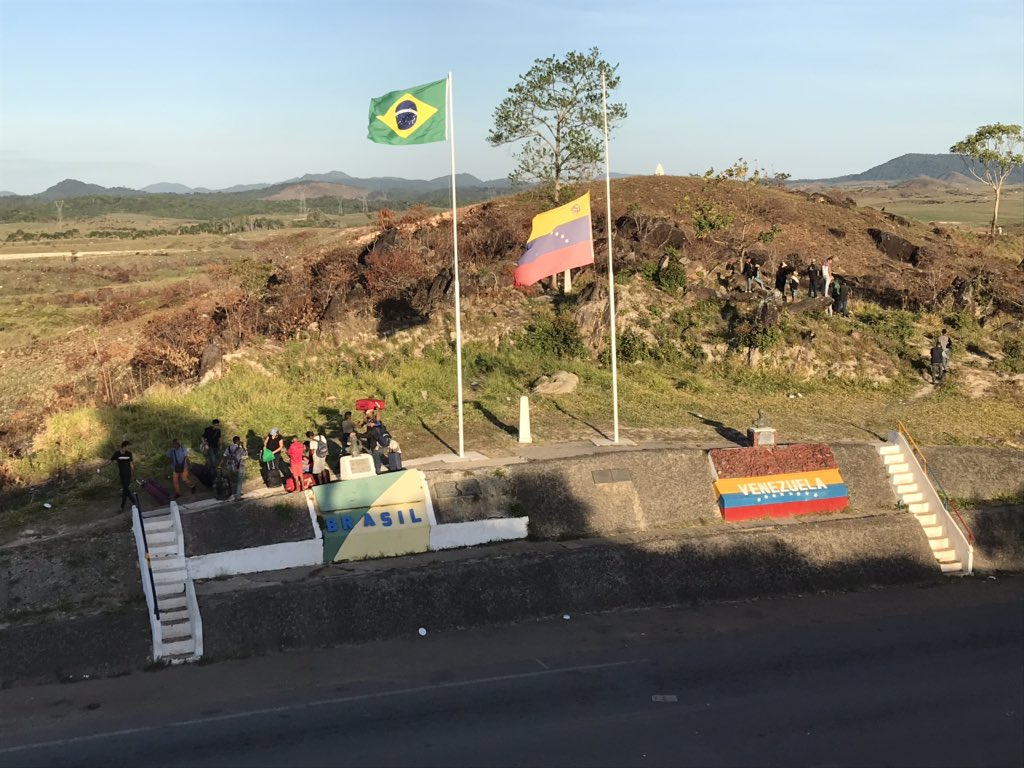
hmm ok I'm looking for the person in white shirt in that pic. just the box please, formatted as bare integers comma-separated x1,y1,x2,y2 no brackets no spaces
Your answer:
822,257,834,314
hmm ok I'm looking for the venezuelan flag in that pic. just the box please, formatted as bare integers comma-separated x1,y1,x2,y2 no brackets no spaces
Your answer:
514,193,595,287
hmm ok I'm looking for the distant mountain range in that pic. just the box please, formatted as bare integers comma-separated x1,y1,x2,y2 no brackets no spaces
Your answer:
804,153,1024,185
2,172,514,201
2,153,1020,200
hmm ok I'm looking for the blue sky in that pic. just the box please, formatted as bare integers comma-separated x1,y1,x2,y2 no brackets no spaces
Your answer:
1,0,1022,194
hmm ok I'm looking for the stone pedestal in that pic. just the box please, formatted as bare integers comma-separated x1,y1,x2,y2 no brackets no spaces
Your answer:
747,427,777,447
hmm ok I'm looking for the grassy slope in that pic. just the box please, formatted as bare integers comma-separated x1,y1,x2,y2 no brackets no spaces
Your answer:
1,178,1023,538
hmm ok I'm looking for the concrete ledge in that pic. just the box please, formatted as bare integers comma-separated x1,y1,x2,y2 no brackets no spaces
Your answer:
196,513,940,662
187,539,323,581
430,518,529,551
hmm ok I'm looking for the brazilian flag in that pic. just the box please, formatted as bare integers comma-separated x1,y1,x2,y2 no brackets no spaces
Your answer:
367,78,447,145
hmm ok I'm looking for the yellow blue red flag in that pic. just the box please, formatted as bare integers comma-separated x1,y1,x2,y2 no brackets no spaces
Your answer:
514,193,595,286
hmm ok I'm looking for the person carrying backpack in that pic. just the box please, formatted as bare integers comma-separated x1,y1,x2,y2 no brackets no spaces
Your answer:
220,435,247,501
307,430,331,484
364,417,389,475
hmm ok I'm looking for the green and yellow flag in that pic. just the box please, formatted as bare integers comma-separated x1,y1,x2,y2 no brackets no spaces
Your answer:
367,78,447,145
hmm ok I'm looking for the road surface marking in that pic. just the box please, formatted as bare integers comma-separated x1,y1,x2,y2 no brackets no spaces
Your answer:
0,658,649,754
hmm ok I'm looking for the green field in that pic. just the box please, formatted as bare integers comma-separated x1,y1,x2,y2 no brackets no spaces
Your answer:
846,184,1024,228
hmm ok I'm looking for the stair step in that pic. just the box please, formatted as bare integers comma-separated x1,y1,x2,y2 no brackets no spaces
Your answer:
154,581,185,597
922,524,945,538
886,463,910,475
142,508,171,519
150,544,178,557
908,502,930,514
890,472,914,486
154,572,187,587
160,608,190,624
928,536,950,550
940,561,964,574
882,453,906,465
895,483,919,495
161,624,193,642
150,557,185,572
878,445,902,456
162,638,196,656
933,549,958,563
147,531,176,546
144,520,174,534
901,492,924,504
914,513,938,526
157,595,187,611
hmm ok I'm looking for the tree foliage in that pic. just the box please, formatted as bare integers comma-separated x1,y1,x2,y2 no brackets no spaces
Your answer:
949,123,1024,234
487,48,627,202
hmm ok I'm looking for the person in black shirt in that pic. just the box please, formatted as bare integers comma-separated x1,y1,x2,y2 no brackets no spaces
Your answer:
110,440,139,513
202,419,222,467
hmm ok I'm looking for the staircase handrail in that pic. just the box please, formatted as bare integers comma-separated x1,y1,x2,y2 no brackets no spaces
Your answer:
131,505,163,661
895,422,975,545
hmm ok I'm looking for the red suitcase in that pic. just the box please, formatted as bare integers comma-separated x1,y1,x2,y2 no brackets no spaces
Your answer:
140,479,170,507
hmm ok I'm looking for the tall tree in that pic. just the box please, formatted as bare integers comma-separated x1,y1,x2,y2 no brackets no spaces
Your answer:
949,123,1023,235
488,48,627,202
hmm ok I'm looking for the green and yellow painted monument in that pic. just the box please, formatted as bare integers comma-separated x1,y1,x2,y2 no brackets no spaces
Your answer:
312,470,435,562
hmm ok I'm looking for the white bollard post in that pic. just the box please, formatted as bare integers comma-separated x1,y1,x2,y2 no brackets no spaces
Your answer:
563,268,572,294
518,395,532,444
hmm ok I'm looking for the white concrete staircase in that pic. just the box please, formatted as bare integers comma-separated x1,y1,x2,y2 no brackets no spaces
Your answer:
135,503,203,664
877,440,972,575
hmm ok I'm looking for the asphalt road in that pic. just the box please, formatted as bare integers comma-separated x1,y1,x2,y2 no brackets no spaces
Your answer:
1,577,1021,767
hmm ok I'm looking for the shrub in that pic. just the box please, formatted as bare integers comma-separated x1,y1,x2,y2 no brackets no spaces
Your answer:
617,330,651,362
655,247,687,294
691,200,734,239
518,315,587,359
1000,335,1024,373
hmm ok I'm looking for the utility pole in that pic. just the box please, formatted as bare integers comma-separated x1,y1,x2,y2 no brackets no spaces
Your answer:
55,200,64,225
299,189,307,216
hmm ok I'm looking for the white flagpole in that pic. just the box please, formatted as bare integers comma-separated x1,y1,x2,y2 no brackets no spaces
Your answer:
602,70,620,444
448,71,466,458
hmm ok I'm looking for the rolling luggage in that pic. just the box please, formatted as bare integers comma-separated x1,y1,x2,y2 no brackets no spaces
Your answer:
192,463,216,489
214,470,232,501
139,479,170,507
387,452,403,472
261,461,283,488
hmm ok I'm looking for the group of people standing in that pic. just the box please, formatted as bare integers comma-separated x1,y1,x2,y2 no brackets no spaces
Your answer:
740,255,851,316
112,409,406,512
260,409,403,491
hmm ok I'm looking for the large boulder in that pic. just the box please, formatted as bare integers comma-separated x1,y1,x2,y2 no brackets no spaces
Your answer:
531,371,579,395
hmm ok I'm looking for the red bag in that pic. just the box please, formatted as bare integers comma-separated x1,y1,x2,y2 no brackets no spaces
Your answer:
284,477,296,493
302,473,316,490
356,398,385,412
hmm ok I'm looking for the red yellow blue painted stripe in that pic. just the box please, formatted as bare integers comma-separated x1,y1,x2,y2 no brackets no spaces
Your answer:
713,468,849,521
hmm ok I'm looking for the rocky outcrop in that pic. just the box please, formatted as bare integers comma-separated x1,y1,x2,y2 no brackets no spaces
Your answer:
867,228,922,266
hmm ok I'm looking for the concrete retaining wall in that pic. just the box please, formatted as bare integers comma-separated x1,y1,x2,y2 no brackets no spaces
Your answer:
0,606,151,686
512,448,719,540
922,446,1024,501
196,513,938,661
